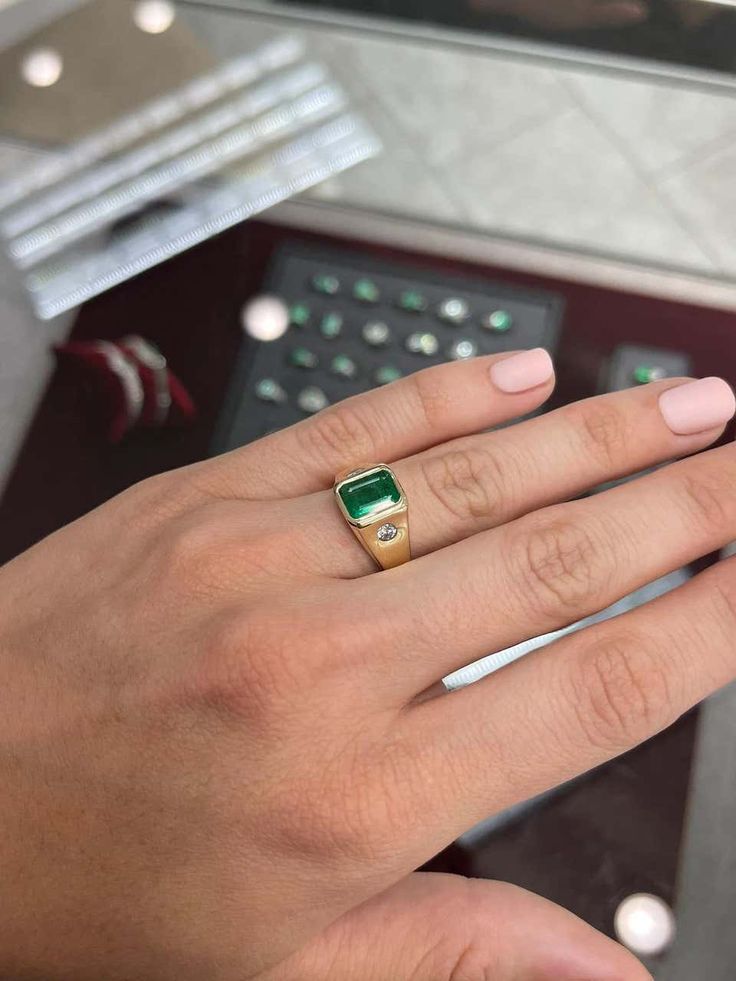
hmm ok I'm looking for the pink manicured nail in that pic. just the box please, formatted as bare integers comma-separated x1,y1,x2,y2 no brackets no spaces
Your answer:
659,377,736,435
490,348,554,394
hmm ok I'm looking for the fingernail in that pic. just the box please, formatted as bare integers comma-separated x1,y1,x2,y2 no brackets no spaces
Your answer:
490,348,554,394
658,377,736,435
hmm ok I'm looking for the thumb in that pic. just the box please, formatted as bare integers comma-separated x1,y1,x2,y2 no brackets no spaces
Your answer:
262,872,651,980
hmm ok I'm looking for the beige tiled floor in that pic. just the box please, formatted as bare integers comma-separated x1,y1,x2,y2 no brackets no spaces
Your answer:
181,6,736,278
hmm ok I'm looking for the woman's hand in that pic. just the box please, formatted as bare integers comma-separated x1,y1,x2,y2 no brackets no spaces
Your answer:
469,0,649,31
2,348,734,980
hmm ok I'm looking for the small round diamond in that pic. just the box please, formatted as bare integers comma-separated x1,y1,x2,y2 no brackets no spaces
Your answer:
438,298,470,324
377,523,398,542
449,339,477,360
362,321,391,346
406,331,439,356
298,386,329,414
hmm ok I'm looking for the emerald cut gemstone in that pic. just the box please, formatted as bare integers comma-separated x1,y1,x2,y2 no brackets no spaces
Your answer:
339,468,401,521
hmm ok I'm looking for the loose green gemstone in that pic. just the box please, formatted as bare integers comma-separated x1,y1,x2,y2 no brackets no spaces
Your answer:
339,468,401,521
289,303,310,327
254,378,286,403
398,289,427,313
375,365,402,385
485,309,513,333
298,386,328,414
353,278,380,304
633,364,667,385
312,273,340,296
331,354,357,379
320,312,344,339
290,346,318,369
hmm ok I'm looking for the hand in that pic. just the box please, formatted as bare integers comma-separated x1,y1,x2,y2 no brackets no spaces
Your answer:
469,0,649,31
2,348,735,980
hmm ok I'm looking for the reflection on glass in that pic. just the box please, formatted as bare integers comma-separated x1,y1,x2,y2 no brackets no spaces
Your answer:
21,48,63,88
283,0,736,72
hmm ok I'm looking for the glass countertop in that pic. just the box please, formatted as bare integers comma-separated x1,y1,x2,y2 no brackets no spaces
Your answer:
1,0,735,306
278,0,736,76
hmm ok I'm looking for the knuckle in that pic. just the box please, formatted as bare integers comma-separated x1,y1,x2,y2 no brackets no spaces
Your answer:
412,367,455,430
419,446,507,525
273,739,408,866
571,399,630,469
118,471,195,527
163,518,226,596
712,575,736,638
568,632,675,752
304,402,379,470
512,512,607,616
678,469,733,534
195,611,300,722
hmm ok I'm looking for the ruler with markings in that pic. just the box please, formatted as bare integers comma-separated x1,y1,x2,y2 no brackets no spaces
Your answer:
28,115,378,320
2,61,328,241
0,37,380,320
0,36,304,211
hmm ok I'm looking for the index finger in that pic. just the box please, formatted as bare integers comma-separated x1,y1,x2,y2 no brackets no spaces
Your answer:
202,350,555,499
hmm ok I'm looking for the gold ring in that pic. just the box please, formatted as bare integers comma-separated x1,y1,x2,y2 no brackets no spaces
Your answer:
334,464,410,570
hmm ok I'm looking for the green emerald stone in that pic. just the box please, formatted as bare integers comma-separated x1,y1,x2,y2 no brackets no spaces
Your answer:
353,278,380,304
312,273,340,295
399,289,427,313
487,309,513,333
633,364,667,385
339,468,401,521
375,365,402,385
290,346,318,369
320,312,343,338
290,303,310,327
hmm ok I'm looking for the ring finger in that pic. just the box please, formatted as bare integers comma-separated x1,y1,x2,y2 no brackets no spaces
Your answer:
300,374,734,577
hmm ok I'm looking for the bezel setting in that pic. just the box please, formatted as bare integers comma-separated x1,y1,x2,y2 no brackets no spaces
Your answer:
334,465,407,530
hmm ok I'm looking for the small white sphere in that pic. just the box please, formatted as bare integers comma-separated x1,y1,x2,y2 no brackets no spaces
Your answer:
241,295,290,342
614,893,675,957
133,0,176,34
21,48,63,87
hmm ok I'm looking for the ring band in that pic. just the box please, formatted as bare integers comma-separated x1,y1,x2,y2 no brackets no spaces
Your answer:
334,464,410,570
